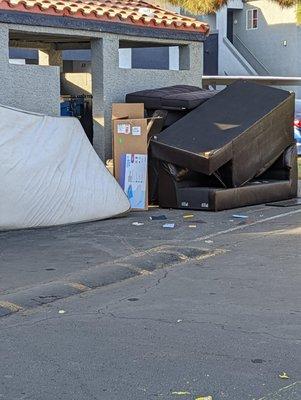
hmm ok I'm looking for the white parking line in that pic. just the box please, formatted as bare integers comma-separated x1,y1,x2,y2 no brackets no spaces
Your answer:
194,209,301,242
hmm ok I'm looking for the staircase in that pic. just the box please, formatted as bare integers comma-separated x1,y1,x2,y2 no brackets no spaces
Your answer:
232,34,271,75
222,37,257,76
215,4,271,77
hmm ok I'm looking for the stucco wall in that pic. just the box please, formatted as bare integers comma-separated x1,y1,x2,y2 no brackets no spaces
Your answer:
91,35,203,159
0,25,60,115
216,6,256,75
0,22,203,160
233,0,300,78
61,73,92,96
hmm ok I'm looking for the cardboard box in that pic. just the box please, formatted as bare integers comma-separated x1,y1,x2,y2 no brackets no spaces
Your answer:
120,153,148,210
112,103,150,211
112,103,144,120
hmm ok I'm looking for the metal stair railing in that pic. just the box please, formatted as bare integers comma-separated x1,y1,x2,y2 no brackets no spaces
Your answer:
232,33,271,75
223,37,257,75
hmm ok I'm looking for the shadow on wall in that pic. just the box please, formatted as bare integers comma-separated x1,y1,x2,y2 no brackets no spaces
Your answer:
60,75,94,146
61,72,92,96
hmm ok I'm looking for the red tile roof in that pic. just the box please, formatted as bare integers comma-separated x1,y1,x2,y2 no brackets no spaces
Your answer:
0,0,209,34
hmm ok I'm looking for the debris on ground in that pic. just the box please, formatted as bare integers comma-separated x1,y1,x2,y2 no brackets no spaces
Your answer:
205,240,213,244
132,222,144,226
163,223,175,229
150,215,167,220
232,214,249,219
183,214,194,219
251,358,265,364
171,391,191,395
266,198,301,207
238,220,250,225
279,372,290,379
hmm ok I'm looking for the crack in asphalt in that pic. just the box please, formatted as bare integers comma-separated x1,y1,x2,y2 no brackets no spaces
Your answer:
0,268,171,330
143,270,169,295
0,309,299,345
0,261,300,344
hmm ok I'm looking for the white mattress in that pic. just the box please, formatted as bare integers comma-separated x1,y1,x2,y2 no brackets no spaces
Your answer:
0,105,130,230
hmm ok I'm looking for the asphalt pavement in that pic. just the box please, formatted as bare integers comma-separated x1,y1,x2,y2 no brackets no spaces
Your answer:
1,200,300,294
0,204,300,400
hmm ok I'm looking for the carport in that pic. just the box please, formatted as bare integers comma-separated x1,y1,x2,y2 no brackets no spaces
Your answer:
0,0,209,160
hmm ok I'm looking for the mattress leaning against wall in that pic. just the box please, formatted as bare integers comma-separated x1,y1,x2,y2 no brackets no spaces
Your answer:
0,105,130,230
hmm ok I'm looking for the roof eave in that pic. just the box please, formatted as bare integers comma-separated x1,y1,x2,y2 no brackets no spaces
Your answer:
0,11,207,42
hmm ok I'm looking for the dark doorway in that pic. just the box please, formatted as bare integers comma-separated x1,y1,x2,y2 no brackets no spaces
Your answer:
203,33,218,75
227,10,234,43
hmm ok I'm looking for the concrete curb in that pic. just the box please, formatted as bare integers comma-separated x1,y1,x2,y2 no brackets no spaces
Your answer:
0,245,218,318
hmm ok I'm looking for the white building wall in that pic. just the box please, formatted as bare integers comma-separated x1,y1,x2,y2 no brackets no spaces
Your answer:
216,5,257,76
233,0,299,76
118,48,132,68
233,0,301,96
169,46,180,70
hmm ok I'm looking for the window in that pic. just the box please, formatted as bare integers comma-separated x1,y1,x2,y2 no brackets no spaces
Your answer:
118,40,187,70
9,48,38,64
246,9,258,30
